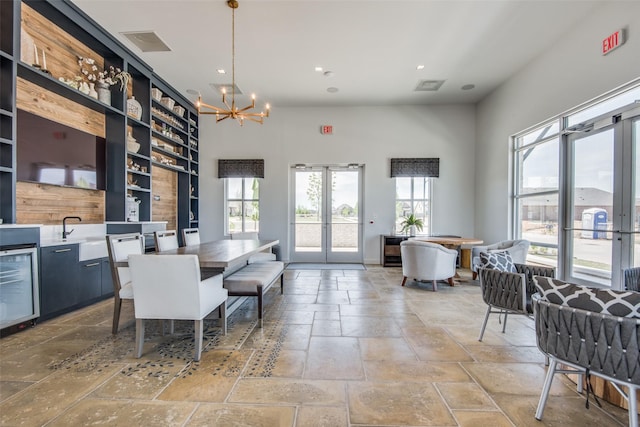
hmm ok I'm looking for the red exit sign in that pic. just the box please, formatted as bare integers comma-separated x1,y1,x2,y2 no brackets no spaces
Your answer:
602,29,625,55
321,125,333,135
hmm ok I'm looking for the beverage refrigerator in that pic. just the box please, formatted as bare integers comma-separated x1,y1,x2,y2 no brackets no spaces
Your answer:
0,244,40,329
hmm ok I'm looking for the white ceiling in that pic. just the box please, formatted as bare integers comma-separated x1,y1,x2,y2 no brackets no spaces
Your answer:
71,0,603,108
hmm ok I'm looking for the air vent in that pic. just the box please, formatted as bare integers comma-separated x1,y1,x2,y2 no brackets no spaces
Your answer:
211,83,243,95
414,80,446,92
121,31,171,52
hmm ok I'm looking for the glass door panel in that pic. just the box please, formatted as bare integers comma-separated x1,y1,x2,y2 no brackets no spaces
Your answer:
291,167,363,263
568,128,614,286
633,119,640,267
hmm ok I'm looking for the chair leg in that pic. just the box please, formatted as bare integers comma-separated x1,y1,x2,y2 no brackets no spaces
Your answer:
432,280,437,291
447,277,455,287
629,386,638,427
401,276,407,286
135,318,145,358
220,301,227,335
194,319,204,362
501,311,508,333
258,285,264,328
478,305,492,341
535,358,558,420
112,298,122,335
472,271,478,280
280,274,284,294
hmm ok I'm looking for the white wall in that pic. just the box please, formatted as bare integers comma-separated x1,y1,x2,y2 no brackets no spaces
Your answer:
475,1,640,244
199,105,475,263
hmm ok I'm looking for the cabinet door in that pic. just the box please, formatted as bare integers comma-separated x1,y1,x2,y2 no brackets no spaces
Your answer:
40,245,79,318
101,258,114,297
77,259,102,302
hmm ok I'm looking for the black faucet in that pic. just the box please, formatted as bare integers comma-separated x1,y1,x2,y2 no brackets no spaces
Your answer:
62,216,82,239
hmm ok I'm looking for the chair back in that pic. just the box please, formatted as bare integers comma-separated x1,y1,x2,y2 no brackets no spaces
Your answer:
230,231,259,240
128,254,202,320
400,240,457,281
105,233,145,294
624,267,640,292
182,228,200,246
154,230,179,252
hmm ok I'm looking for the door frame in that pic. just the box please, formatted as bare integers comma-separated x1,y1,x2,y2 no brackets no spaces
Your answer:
289,165,364,263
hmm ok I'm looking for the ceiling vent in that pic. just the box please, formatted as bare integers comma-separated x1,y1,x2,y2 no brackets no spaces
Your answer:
414,80,446,92
120,31,171,52
211,83,243,95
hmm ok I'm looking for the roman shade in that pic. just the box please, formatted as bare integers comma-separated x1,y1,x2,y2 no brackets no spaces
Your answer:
218,159,264,178
390,158,439,178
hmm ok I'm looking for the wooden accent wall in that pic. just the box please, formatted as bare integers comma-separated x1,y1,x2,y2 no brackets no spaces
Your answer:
17,77,105,137
152,167,177,231
16,182,104,225
20,3,103,82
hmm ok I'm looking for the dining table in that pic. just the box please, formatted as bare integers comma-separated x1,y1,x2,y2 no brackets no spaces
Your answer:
160,239,279,278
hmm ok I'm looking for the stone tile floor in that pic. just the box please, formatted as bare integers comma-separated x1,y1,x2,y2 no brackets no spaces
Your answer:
0,266,632,426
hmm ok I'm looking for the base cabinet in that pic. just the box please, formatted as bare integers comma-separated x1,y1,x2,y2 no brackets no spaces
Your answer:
381,235,410,267
40,245,79,319
40,244,112,320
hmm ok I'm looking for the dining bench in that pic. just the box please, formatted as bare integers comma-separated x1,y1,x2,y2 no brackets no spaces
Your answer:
223,261,285,327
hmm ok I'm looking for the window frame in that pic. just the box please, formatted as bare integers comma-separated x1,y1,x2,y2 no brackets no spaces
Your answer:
395,176,432,235
224,177,260,235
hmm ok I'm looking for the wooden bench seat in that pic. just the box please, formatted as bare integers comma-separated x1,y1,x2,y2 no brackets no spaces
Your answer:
223,261,284,326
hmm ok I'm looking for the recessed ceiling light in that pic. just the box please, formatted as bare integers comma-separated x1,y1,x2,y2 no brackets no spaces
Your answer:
323,71,334,77
217,69,226,74
315,66,323,72
461,84,475,90
416,65,425,70
327,87,339,93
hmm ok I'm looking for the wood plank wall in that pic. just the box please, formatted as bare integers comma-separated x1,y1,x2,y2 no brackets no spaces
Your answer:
151,167,177,231
16,182,105,225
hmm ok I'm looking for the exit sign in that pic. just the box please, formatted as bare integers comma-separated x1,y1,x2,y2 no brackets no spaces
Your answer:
321,125,333,135
602,29,625,55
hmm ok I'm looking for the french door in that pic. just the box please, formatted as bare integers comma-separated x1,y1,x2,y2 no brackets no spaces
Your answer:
564,105,640,287
290,166,363,263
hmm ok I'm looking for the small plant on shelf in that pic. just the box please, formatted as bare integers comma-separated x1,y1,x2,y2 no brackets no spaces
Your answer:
77,56,130,90
399,214,424,236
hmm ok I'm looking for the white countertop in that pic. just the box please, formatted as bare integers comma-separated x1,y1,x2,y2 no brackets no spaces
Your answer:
0,224,43,228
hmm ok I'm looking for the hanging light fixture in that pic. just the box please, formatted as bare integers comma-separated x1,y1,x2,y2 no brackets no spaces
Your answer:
196,0,270,125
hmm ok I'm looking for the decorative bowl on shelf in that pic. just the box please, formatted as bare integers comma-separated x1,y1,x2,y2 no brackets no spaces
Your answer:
151,88,163,101
160,97,175,110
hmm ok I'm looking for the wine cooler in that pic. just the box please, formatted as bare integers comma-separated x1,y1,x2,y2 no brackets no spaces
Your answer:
0,245,40,330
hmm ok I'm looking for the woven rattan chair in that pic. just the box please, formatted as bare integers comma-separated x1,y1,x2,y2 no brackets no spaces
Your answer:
478,263,555,341
532,293,640,427
624,267,640,292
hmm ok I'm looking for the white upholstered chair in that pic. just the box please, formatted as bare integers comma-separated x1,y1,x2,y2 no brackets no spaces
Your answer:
154,230,179,252
400,240,458,291
105,233,145,334
230,231,276,263
127,254,228,361
182,228,201,246
471,239,530,280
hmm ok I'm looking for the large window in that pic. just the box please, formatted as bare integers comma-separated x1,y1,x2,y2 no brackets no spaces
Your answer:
225,177,260,234
513,122,560,267
395,177,431,234
512,82,640,287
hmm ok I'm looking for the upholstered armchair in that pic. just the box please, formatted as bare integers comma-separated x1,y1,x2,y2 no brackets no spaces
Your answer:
471,239,530,280
400,240,457,291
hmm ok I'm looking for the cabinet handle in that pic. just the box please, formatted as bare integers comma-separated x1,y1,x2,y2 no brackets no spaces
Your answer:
54,248,72,253
84,262,100,267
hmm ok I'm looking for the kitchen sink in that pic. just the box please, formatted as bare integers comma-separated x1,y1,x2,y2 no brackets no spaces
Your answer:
78,239,108,261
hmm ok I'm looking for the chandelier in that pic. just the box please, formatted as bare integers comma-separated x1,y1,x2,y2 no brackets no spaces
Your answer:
196,0,269,125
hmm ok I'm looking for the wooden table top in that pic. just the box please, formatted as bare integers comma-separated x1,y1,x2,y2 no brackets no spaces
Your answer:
412,236,483,246
160,239,279,269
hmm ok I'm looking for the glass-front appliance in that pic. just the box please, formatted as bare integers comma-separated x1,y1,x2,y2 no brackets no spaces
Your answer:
0,245,40,329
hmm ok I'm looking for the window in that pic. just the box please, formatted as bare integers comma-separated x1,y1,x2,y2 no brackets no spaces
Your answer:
395,177,431,234
513,122,560,267
225,177,260,234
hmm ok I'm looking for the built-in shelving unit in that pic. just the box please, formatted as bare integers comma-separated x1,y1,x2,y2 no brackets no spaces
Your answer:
0,0,199,234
